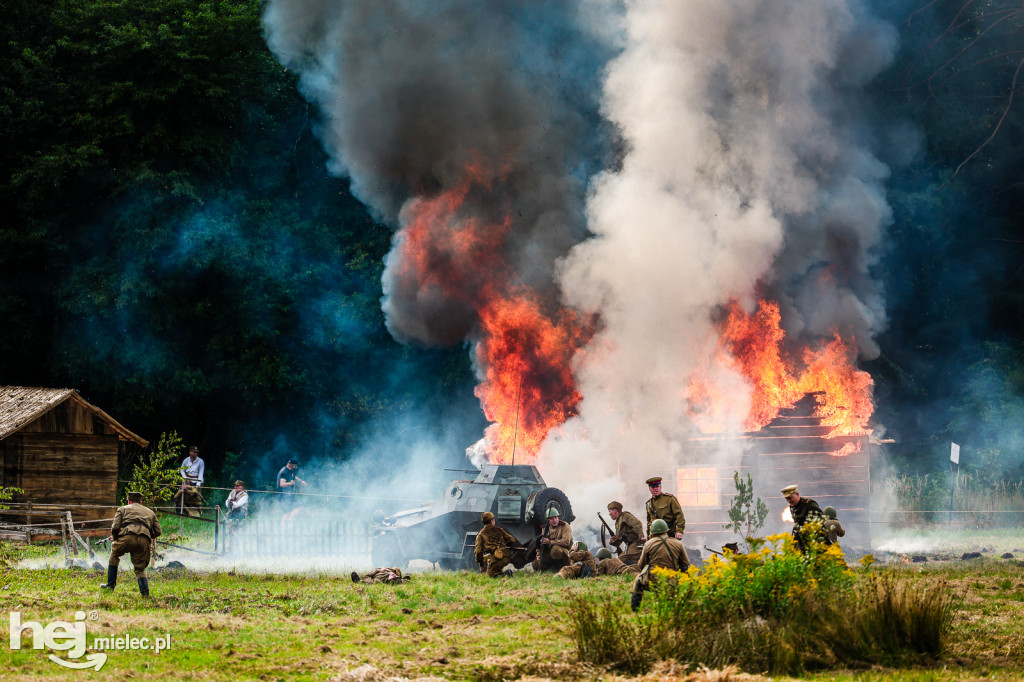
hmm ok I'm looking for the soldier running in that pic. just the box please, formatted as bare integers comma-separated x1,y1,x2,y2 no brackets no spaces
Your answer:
607,501,645,564
644,476,685,540
100,491,162,597
474,511,518,577
554,541,597,579
630,518,689,611
594,547,640,576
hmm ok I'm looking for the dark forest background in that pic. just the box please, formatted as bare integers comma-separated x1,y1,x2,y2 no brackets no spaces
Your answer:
2,0,1022,488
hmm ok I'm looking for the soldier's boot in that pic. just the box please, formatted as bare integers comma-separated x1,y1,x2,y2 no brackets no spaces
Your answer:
99,565,117,590
351,571,360,584
580,564,594,579
630,593,643,612
137,577,150,597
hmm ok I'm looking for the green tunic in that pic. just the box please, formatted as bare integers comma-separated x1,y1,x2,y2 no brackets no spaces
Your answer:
645,492,685,536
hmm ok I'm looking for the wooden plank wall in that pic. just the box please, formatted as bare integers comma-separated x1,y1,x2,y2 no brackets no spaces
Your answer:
1,398,120,524
667,396,872,551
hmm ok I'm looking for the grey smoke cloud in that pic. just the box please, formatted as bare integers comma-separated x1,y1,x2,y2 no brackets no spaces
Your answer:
263,0,611,347
544,0,899,523
263,0,901,536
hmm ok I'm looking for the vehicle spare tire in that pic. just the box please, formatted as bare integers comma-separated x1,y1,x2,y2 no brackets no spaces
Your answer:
526,487,574,529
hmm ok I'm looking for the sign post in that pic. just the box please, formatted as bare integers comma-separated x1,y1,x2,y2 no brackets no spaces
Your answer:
948,443,960,526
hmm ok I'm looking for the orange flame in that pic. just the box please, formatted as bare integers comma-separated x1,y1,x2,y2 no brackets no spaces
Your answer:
688,299,872,446
395,161,591,464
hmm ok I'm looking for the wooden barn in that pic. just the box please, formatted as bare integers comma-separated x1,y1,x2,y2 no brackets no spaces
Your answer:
0,386,148,524
650,393,872,549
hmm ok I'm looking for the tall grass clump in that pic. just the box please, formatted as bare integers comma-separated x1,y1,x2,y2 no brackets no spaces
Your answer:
569,526,959,675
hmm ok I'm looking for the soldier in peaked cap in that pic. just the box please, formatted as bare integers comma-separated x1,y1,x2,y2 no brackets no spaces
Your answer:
100,491,161,597
607,501,645,565
782,484,825,552
474,511,519,577
644,476,685,540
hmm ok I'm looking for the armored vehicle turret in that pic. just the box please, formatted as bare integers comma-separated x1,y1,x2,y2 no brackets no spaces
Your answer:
371,464,574,570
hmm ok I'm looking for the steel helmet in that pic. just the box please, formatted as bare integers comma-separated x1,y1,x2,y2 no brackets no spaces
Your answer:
545,507,561,519
574,541,588,551
823,506,837,519
650,519,670,534
595,547,613,560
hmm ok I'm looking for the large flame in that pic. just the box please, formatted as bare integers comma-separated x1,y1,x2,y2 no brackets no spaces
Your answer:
688,300,872,448
395,161,591,464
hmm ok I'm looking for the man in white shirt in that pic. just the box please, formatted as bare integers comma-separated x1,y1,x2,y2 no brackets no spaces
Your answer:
180,446,205,488
225,480,249,521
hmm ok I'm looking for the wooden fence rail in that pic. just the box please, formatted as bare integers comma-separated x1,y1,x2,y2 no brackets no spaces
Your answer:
227,519,372,557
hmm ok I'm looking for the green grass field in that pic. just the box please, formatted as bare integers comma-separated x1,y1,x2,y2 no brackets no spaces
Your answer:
2,542,1024,681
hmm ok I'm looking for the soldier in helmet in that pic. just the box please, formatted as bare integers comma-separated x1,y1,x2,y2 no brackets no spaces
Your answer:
822,506,845,545
350,567,410,585
606,501,645,565
532,507,573,572
474,511,518,577
100,491,162,597
554,541,597,579
781,484,825,552
630,518,689,611
645,477,685,540
595,546,641,576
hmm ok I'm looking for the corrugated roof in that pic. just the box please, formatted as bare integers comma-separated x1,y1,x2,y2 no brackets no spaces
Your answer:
0,386,148,447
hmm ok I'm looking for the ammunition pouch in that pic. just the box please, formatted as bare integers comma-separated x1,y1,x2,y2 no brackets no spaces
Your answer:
493,548,504,560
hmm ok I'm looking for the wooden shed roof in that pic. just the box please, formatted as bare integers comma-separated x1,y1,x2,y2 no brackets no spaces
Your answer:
0,386,148,447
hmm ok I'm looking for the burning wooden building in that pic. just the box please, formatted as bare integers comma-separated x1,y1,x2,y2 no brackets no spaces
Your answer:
0,386,148,523
652,392,871,548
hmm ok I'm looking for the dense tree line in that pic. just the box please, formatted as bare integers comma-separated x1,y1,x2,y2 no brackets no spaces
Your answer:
0,0,483,482
1,0,1022,483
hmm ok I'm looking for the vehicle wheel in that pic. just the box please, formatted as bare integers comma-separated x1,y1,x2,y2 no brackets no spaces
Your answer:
371,532,407,570
527,487,575,530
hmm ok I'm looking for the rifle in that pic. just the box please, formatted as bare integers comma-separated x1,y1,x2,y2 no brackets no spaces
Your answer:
597,513,623,556
703,544,724,557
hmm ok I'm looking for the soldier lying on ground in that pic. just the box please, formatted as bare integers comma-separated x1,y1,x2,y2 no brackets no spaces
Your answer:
554,541,597,579
594,547,640,576
351,567,411,585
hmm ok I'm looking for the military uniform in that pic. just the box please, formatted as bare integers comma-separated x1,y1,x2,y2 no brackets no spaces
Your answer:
596,556,640,576
823,518,845,545
555,547,597,579
354,567,410,584
612,509,645,564
173,485,204,517
645,492,685,537
109,501,162,578
475,523,518,578
790,497,825,530
532,520,572,572
631,533,689,596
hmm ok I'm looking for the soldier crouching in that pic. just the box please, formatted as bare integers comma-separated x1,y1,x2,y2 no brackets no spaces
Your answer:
554,542,597,579
532,508,573,572
475,511,518,578
100,491,162,597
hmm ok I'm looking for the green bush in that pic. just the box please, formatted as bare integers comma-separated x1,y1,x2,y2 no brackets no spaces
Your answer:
569,530,959,675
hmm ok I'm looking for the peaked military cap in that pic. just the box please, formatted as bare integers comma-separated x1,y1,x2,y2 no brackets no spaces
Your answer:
645,476,663,486
780,484,799,496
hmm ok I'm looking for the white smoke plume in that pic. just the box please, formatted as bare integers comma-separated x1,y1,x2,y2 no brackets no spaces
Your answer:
543,0,899,522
